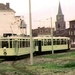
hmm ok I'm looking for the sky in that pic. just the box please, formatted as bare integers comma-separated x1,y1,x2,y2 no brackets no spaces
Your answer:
0,0,75,34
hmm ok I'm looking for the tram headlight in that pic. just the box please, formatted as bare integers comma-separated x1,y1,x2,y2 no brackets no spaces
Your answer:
3,47,7,55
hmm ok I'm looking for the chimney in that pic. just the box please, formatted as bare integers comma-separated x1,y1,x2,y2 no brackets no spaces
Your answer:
6,3,10,9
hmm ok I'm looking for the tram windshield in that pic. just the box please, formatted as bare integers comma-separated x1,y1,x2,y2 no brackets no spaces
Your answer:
2,40,8,48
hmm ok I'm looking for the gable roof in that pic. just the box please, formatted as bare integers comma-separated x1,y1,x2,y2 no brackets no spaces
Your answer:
0,3,15,12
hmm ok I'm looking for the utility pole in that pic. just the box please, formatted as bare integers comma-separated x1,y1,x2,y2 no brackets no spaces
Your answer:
29,0,33,65
50,17,54,54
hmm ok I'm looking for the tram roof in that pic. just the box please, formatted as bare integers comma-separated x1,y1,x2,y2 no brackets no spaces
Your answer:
33,36,70,40
0,36,30,39
0,36,70,40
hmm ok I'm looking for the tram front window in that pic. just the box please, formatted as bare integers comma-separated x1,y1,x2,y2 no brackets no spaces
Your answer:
2,41,8,48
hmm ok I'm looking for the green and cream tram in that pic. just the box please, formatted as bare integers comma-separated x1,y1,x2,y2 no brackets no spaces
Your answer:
34,36,70,53
0,36,34,57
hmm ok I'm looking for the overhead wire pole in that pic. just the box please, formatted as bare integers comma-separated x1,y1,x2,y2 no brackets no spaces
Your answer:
29,0,33,65
50,17,54,54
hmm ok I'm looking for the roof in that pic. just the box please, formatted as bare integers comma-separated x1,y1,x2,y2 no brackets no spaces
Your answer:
0,3,15,12
33,36,70,40
58,2,63,15
69,20,75,22
15,16,20,17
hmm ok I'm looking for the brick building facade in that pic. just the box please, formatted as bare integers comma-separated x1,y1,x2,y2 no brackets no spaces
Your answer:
69,20,75,43
32,27,54,37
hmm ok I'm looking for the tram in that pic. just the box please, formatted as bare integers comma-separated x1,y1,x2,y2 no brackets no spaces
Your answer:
0,36,34,57
34,36,70,53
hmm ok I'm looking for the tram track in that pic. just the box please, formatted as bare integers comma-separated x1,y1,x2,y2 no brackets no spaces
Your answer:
11,59,35,75
0,59,9,75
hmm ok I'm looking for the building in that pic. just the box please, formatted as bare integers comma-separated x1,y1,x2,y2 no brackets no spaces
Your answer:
0,3,27,35
20,19,27,35
55,2,66,36
69,20,75,43
32,27,54,37
14,16,27,35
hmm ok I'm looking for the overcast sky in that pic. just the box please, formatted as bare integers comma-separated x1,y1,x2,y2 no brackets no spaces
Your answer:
0,0,75,34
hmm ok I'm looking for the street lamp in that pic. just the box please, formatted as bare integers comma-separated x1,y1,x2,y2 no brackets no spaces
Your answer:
29,0,33,65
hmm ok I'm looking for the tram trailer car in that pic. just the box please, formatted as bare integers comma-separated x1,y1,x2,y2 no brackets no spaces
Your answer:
34,36,70,53
0,36,35,58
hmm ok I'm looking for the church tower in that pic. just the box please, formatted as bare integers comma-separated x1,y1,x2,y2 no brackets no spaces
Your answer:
55,1,66,36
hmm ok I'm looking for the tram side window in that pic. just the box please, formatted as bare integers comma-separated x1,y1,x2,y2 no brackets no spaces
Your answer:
44,39,47,46
25,39,30,47
41,39,43,46
23,39,25,47
10,39,12,48
61,39,63,44
20,39,23,48
57,39,60,45
48,39,51,45
19,39,30,47
13,40,16,48
66,39,68,44
0,40,1,48
20,39,22,47
61,39,66,45
2,41,8,48
35,39,38,46
53,39,56,45
63,39,66,44
27,40,30,47
23,41,26,47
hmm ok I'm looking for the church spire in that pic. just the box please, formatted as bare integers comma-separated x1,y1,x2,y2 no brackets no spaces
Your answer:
58,1,63,15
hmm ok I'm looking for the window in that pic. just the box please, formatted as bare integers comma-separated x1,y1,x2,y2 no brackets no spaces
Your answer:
2,41,8,48
69,31,70,35
63,39,66,44
61,39,64,44
48,39,51,45
61,39,66,44
71,31,73,35
44,39,47,46
71,25,74,28
20,39,23,48
35,39,38,46
58,24,60,28
10,39,12,48
53,39,56,45
40,30,43,33
74,31,75,35
57,39,60,45
41,39,43,46
45,30,48,33
25,39,30,47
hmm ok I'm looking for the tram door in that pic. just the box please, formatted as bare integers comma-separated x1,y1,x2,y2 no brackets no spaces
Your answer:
15,41,19,55
38,41,42,53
